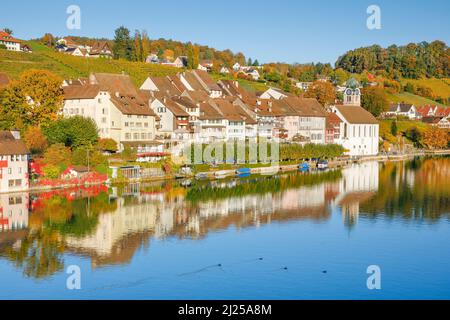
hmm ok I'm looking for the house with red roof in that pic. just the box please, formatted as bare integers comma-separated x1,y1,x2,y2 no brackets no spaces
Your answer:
0,30,28,52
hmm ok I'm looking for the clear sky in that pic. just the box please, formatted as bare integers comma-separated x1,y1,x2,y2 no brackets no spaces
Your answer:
2,0,449,65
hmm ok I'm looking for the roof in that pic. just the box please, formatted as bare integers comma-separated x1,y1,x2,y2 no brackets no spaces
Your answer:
199,102,224,120
90,73,139,97
0,30,21,44
149,76,182,96
326,112,343,128
182,72,206,92
192,70,222,92
334,105,378,124
211,99,256,123
0,73,10,88
390,103,414,113
90,41,112,55
182,90,210,103
283,97,327,118
0,131,30,156
63,84,100,99
110,95,155,116
152,93,189,117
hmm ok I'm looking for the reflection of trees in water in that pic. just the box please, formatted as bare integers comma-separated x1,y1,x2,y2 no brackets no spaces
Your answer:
0,230,64,279
0,191,115,279
186,170,342,203
361,157,450,220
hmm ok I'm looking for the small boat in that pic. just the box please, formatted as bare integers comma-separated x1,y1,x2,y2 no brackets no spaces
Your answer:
317,160,329,170
237,173,251,179
236,168,251,175
195,173,209,180
214,170,233,179
298,163,310,172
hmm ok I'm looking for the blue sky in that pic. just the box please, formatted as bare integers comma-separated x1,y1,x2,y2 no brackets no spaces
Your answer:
2,0,449,64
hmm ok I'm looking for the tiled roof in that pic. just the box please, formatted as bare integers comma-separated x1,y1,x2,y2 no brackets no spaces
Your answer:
335,105,378,124
0,131,29,156
0,31,21,44
63,84,100,99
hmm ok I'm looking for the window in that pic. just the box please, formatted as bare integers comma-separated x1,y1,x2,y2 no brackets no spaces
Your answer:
125,133,131,140
125,122,129,127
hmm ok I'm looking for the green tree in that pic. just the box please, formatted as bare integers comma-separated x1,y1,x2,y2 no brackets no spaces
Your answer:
391,121,398,137
361,86,389,117
43,116,99,149
3,28,13,35
113,26,135,61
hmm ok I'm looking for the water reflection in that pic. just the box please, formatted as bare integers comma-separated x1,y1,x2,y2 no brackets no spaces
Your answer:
1,157,449,279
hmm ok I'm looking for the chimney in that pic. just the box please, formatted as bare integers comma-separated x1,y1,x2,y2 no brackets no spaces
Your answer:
11,129,21,140
163,97,167,103
115,92,120,98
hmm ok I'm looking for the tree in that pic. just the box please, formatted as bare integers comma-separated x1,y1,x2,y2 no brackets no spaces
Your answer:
391,121,398,137
97,138,118,153
72,146,106,168
422,127,449,150
24,126,48,155
361,86,389,117
253,59,260,67
186,43,199,69
304,81,336,107
43,116,99,149
3,28,13,35
331,68,349,85
42,33,54,47
43,143,72,167
0,70,63,129
134,30,144,62
113,26,135,61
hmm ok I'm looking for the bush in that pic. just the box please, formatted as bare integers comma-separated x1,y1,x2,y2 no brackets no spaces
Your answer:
97,138,118,153
43,143,72,167
43,165,61,179
72,147,107,168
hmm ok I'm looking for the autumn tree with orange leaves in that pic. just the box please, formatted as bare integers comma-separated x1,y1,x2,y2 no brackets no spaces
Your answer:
422,126,449,150
304,81,336,107
0,70,63,130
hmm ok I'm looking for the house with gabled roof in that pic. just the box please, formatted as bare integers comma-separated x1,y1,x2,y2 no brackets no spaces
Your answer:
89,41,113,59
63,73,158,152
0,130,30,193
332,105,379,156
386,103,419,119
0,30,29,52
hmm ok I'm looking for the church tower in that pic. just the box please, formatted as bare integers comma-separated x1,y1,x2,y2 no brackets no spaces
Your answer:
343,78,361,106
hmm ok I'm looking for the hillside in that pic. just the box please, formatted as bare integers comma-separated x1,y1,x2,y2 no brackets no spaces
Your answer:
386,92,448,107
0,41,180,86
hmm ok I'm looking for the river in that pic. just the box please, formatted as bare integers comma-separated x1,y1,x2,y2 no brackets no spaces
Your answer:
1,157,449,299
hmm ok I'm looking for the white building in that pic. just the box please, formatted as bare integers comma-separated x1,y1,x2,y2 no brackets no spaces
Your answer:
386,103,419,119
332,105,379,157
0,30,23,52
0,131,30,193
63,73,158,151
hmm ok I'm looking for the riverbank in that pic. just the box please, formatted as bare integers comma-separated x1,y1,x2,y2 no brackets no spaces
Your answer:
2,151,449,195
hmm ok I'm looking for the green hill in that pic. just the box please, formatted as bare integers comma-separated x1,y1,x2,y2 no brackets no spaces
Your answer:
386,92,447,107
0,41,180,86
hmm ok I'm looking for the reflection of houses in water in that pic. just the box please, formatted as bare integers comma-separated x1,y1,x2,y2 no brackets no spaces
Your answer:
65,195,159,268
333,162,379,227
0,193,29,231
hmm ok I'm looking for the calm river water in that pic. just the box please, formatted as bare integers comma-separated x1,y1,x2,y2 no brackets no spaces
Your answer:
1,157,450,299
